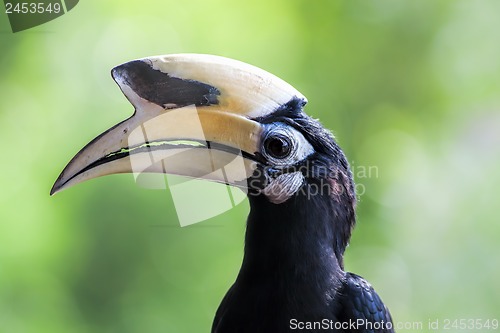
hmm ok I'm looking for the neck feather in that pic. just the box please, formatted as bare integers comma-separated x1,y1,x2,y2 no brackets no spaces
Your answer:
240,183,353,290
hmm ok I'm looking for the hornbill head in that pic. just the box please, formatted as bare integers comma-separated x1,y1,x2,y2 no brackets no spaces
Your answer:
51,54,356,262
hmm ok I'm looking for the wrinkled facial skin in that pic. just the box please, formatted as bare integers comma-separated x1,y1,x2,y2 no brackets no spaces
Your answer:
247,122,315,204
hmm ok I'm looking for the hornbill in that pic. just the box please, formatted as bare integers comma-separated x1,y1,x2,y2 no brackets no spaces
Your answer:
51,54,394,333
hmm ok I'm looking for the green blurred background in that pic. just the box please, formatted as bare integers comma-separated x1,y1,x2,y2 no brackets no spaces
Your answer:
1,1,499,332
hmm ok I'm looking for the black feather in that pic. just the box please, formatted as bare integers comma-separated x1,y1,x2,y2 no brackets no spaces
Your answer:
337,273,394,333
213,101,394,333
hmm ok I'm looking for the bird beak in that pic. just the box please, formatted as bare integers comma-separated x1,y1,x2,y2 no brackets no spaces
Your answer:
50,54,306,195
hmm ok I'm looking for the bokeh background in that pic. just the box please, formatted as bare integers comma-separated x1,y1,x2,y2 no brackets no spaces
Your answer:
1,0,499,332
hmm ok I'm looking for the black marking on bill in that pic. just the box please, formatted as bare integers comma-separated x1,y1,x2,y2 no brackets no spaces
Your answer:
62,139,261,188
111,60,220,108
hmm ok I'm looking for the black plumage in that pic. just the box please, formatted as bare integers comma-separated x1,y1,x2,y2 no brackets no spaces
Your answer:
51,55,395,333
338,273,393,332
212,101,394,333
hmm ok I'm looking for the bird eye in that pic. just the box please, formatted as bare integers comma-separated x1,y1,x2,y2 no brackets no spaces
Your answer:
264,135,293,159
261,123,314,166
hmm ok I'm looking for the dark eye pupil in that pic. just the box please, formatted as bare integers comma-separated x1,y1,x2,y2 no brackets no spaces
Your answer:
264,136,292,159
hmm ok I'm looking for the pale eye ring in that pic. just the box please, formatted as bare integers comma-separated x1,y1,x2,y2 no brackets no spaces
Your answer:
264,135,292,159
261,123,314,167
